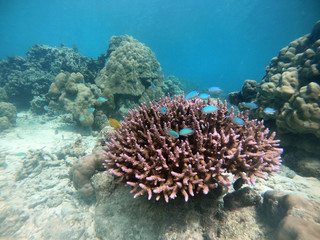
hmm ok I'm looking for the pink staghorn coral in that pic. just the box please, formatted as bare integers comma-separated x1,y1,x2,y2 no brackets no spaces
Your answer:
103,93,283,202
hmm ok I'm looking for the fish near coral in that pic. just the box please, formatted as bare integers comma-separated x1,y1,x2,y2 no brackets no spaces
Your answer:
231,117,245,125
185,91,199,100
159,107,167,115
86,107,95,114
104,92,283,202
208,86,222,93
166,129,179,138
199,93,210,100
178,128,195,136
109,118,121,130
97,97,108,102
263,107,276,115
201,105,219,114
241,102,258,109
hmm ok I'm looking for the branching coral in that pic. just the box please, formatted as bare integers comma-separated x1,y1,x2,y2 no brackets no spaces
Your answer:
104,94,282,202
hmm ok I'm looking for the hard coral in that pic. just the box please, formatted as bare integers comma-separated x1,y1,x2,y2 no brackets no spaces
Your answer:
104,94,282,202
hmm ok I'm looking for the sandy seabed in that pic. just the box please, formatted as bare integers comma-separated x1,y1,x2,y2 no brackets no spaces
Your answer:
0,111,319,240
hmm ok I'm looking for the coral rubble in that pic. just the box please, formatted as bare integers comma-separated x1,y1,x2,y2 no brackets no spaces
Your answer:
104,93,283,202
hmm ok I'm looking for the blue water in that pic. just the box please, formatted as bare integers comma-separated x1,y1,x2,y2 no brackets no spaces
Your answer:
1,0,320,92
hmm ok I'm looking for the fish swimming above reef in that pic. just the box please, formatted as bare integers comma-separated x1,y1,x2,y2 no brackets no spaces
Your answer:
109,118,121,130
166,129,179,138
198,93,210,100
263,107,276,115
79,116,86,121
151,83,156,89
159,107,167,115
43,105,49,111
241,102,258,109
231,117,245,125
208,86,222,93
201,105,219,114
185,91,199,100
97,97,108,102
179,128,195,136
86,107,95,114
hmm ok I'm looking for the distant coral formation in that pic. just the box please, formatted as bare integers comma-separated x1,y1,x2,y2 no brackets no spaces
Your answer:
104,94,282,202
42,36,183,129
0,101,17,131
0,44,105,108
229,21,320,153
0,87,17,131
47,72,105,128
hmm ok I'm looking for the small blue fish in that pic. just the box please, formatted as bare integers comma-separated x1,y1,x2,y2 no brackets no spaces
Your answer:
198,93,210,100
185,91,199,100
86,107,95,114
159,107,167,115
16,152,26,156
38,97,44,101
43,105,49,111
97,97,108,102
201,105,219,114
242,102,258,109
263,107,276,115
151,83,156,89
79,116,86,121
231,117,245,125
179,128,195,136
166,129,179,138
208,86,222,93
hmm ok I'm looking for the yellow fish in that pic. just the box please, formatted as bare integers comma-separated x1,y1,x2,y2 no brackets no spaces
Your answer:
109,118,121,130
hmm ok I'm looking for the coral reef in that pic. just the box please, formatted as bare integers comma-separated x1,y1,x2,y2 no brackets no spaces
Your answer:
47,72,105,128
0,102,17,131
42,36,183,128
69,150,106,199
0,44,105,108
94,35,173,117
263,191,320,240
228,80,259,105
104,93,283,202
229,21,320,154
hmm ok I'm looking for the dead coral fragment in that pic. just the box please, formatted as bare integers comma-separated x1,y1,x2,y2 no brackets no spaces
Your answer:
104,94,282,202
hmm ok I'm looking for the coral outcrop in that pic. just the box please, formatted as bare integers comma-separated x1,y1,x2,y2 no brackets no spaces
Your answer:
0,102,17,131
94,35,178,117
47,72,104,127
229,21,320,154
263,191,320,240
69,150,106,199
104,93,283,202
0,44,105,108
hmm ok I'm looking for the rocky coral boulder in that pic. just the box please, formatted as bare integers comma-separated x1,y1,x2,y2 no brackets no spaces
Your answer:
263,191,320,240
0,102,17,131
47,72,107,128
94,35,167,117
229,21,320,154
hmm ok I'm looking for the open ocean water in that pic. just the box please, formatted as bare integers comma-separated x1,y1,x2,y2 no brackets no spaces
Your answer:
0,1,320,239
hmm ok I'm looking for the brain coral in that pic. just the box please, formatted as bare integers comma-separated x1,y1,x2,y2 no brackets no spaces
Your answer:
104,94,282,202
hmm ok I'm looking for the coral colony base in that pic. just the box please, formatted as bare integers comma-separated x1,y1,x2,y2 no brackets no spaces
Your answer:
103,93,283,202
